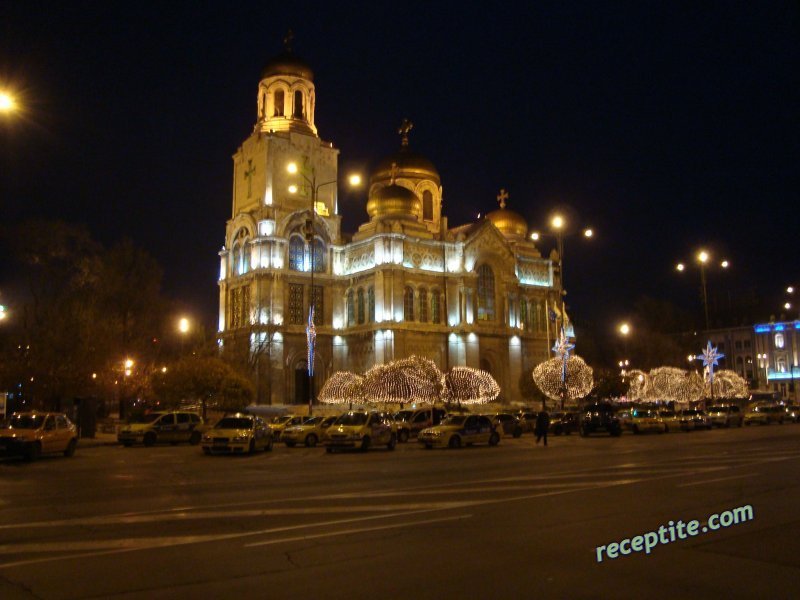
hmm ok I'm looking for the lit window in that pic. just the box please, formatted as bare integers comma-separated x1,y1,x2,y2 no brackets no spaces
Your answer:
404,286,415,321
477,264,495,321
289,236,305,271
368,287,375,322
775,333,785,349
357,288,365,324
274,90,284,117
431,290,441,324
520,299,528,330
419,288,428,322
423,190,433,221
289,284,304,324
312,239,325,273
293,90,304,118
311,286,323,325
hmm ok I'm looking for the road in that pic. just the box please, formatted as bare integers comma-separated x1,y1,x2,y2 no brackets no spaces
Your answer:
1,425,799,599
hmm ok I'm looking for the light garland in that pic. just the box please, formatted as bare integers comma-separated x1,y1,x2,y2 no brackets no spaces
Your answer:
318,371,364,404
362,355,441,405
625,369,649,401
708,369,748,399
532,355,594,402
442,366,500,405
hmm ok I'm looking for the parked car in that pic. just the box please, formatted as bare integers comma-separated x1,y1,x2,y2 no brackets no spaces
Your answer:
513,412,539,436
268,415,307,439
549,412,579,435
324,411,397,452
579,403,622,437
628,408,667,434
785,405,800,423
118,411,205,446
707,405,744,428
393,408,447,442
485,413,520,436
0,412,78,460
201,413,273,455
677,409,713,430
281,415,337,447
658,410,688,432
744,404,785,425
418,414,499,449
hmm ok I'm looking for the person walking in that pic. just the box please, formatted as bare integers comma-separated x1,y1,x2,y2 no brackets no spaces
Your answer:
535,410,550,446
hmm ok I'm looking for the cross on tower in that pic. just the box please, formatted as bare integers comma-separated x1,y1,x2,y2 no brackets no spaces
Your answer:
244,159,256,198
283,29,294,53
497,188,509,209
398,118,413,147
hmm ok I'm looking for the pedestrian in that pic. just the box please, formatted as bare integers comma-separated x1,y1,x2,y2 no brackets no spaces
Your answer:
535,410,550,446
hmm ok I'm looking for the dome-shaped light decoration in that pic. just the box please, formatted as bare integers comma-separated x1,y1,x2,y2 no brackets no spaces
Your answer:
708,369,748,399
442,367,500,405
362,356,442,405
532,355,594,402
318,371,364,405
646,367,693,402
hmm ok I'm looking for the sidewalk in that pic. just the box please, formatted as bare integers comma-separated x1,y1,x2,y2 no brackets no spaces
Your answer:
77,430,119,448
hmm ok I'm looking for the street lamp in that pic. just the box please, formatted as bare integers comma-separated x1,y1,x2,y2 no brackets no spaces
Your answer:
530,214,594,331
0,304,7,322
287,162,362,415
675,249,729,331
0,91,16,113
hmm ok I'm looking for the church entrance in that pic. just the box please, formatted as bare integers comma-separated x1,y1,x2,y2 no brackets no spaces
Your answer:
294,365,309,405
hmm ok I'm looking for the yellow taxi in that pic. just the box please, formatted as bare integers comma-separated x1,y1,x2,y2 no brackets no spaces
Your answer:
268,415,307,439
323,411,397,452
281,415,337,447
118,410,205,446
628,408,667,434
201,413,273,455
0,412,78,460
418,414,500,449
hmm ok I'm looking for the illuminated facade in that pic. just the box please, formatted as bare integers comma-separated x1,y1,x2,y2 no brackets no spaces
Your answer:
218,43,562,405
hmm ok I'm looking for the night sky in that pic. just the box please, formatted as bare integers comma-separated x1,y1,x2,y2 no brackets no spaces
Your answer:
2,2,798,336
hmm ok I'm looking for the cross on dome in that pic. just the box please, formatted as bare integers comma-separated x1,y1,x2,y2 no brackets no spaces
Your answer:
283,29,294,52
398,118,414,147
497,188,509,209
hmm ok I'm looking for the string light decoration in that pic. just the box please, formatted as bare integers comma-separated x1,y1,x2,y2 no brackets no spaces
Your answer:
306,306,316,377
645,367,704,403
362,356,441,405
442,366,500,405
318,371,364,405
708,369,748,399
697,340,724,398
532,355,594,402
625,370,650,401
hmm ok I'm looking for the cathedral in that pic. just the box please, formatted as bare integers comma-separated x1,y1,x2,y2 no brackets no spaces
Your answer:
218,40,564,406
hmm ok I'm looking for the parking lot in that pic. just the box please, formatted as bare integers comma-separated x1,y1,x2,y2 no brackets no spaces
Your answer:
1,423,799,599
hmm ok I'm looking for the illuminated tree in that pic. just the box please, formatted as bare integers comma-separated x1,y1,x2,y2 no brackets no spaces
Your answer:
318,371,364,405
362,356,441,405
442,367,500,405
625,369,649,401
532,355,594,405
709,369,748,399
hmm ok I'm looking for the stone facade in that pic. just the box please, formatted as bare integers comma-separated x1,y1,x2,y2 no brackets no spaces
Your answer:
218,47,563,405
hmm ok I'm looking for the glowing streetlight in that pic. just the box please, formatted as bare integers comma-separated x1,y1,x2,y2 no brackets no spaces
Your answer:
785,302,792,310
551,215,565,230
0,92,15,113
0,304,6,321
676,249,729,330
721,260,729,268
348,174,362,186
124,358,134,370
676,263,685,272
618,322,631,336
530,232,540,241
788,286,795,294
178,317,191,334
583,228,593,238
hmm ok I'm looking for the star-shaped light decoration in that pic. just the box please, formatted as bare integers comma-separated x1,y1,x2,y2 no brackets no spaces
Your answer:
552,327,575,384
697,340,724,384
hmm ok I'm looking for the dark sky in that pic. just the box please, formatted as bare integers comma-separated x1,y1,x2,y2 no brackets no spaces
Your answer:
1,2,798,336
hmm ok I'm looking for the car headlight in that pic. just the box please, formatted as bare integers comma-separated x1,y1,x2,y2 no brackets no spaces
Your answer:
202,434,212,442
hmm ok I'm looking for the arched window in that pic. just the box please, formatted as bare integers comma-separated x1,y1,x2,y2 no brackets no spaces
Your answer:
357,288,365,324
274,90,284,116
422,190,433,221
520,298,528,330
261,92,267,118
477,264,495,321
312,238,325,273
775,333,785,349
347,289,355,326
368,287,375,322
431,290,441,324
293,90,304,118
404,286,415,321
289,236,305,271
418,287,428,322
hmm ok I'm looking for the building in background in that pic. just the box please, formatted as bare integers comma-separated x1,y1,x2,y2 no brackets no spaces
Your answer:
217,41,562,405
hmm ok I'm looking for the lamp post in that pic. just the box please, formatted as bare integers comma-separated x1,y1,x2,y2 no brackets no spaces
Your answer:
530,215,593,334
288,162,361,415
676,250,728,331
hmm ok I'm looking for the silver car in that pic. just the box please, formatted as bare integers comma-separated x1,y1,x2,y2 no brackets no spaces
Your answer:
707,405,743,428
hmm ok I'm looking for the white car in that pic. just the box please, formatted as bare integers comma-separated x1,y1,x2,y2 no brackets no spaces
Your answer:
707,405,743,428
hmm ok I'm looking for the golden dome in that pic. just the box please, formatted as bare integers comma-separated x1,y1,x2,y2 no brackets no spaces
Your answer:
371,150,440,186
367,184,421,219
261,52,314,80
485,208,528,239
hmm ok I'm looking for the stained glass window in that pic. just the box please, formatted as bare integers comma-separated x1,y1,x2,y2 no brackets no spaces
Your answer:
477,264,495,321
